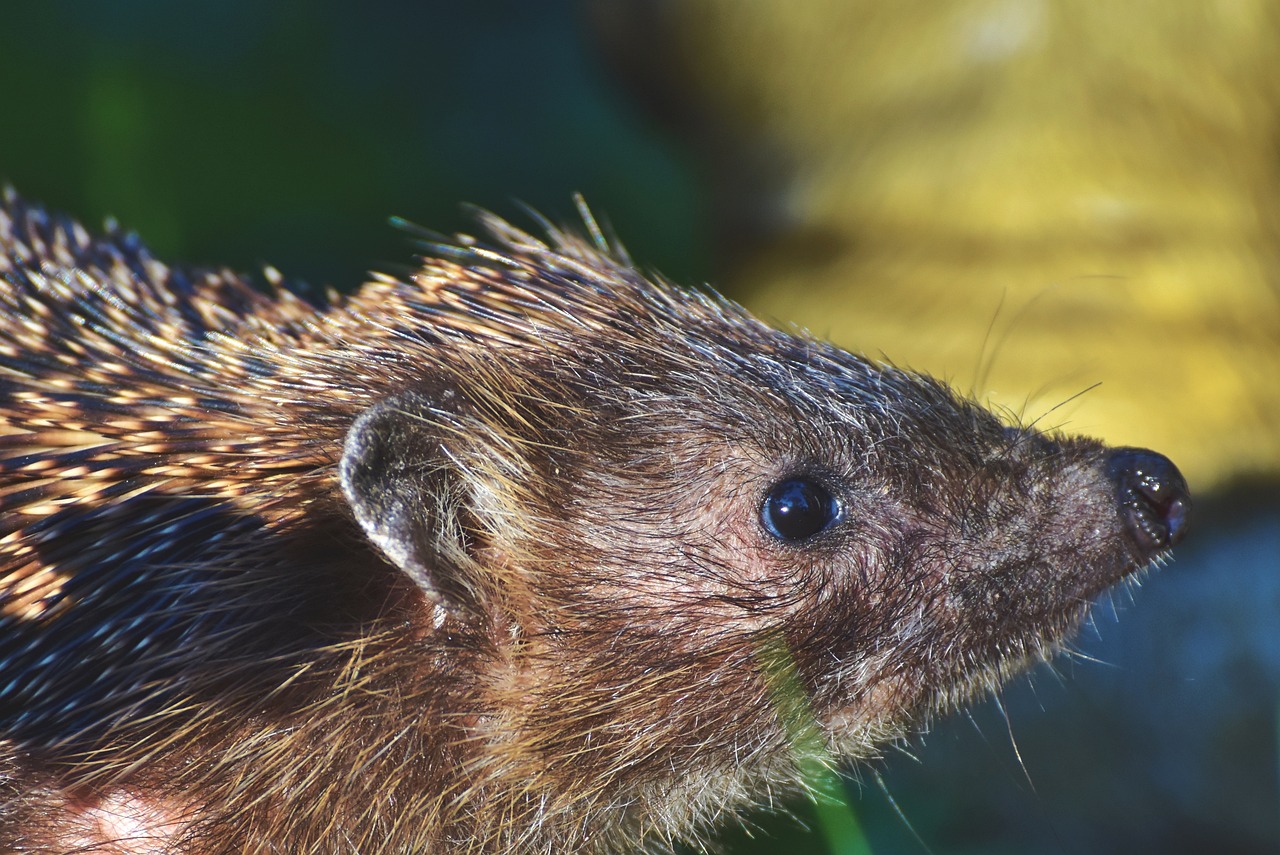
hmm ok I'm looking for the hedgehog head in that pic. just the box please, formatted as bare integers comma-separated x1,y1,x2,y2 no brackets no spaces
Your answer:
334,218,1188,838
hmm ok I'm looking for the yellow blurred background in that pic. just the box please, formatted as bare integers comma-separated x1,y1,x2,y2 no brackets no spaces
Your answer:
596,0,1280,494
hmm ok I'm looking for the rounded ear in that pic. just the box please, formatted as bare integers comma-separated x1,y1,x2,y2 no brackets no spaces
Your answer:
339,391,477,613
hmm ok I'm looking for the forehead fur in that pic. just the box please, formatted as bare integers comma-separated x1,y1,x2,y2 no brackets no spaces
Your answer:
364,213,993,454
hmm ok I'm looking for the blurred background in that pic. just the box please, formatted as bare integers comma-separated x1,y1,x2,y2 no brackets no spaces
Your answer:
1,2,1276,853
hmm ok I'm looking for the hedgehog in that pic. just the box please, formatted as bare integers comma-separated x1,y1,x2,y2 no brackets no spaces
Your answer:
0,190,1189,854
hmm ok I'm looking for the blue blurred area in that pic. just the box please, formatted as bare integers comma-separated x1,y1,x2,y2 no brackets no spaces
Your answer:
871,499,1280,854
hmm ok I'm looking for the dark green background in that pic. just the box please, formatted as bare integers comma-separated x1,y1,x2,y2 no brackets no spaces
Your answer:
0,1,709,293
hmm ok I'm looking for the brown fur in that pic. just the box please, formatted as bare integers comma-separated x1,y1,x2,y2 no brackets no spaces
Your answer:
0,192,1186,853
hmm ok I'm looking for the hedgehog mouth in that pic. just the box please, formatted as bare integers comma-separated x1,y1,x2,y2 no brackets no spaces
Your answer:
919,550,1164,721
855,545,1157,731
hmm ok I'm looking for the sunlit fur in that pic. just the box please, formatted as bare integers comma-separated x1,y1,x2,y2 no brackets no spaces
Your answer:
0,192,1161,853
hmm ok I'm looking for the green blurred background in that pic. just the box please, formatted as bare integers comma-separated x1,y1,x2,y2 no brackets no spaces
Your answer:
0,1,709,293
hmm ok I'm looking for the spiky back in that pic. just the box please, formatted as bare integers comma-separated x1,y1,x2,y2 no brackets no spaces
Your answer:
0,198,463,725
0,205,352,757
0,189,781,762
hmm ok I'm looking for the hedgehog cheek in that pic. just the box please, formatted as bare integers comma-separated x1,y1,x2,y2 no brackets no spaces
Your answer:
340,391,482,616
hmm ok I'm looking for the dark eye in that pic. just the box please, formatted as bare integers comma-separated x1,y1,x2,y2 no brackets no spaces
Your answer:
760,477,841,542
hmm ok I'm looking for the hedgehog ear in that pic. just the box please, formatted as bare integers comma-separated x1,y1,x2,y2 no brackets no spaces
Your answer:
340,391,477,613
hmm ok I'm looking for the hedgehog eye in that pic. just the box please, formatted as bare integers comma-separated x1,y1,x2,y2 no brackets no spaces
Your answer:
760,477,841,542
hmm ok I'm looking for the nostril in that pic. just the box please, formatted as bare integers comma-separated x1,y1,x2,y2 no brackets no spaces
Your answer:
1106,448,1192,555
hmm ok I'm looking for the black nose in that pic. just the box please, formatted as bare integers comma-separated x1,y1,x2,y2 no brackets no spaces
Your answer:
1106,448,1191,555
